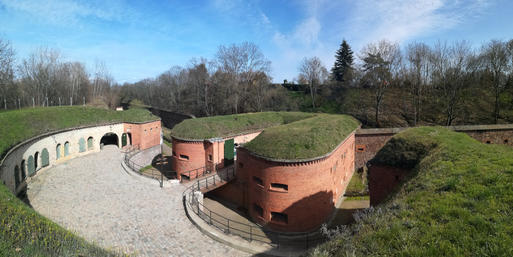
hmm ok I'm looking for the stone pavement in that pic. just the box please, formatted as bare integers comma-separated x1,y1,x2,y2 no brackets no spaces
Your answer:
27,145,248,257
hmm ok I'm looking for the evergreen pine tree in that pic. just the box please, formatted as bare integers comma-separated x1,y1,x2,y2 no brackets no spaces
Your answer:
331,40,354,82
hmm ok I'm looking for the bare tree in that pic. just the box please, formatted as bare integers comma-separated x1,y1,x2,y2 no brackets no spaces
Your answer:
431,41,474,126
0,39,15,109
215,42,271,114
406,42,431,126
361,40,401,127
481,40,512,123
298,57,328,110
18,48,61,106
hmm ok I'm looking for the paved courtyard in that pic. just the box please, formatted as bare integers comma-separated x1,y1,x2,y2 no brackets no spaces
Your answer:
27,145,248,257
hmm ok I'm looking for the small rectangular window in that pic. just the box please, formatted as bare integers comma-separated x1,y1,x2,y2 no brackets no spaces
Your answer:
208,154,213,161
253,204,263,217
271,212,288,224
253,176,263,187
180,154,189,160
270,183,288,192
356,144,366,152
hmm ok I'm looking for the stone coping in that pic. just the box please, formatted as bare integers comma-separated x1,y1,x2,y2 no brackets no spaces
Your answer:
357,123,513,135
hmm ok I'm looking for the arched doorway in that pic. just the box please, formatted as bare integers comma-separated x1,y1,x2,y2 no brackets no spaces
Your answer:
41,148,49,167
79,138,86,153
21,160,26,180
27,156,35,176
64,142,70,156
87,137,94,150
56,144,61,159
34,152,39,171
100,133,119,149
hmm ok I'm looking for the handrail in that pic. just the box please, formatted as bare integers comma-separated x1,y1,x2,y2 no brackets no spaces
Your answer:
123,146,164,186
180,166,210,181
182,168,326,250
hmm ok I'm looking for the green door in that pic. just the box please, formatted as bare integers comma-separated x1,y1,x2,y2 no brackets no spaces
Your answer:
79,138,86,153
41,148,49,167
224,138,234,166
122,133,127,147
27,156,35,176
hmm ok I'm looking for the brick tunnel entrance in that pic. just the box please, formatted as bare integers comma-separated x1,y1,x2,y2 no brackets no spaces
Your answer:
100,133,119,149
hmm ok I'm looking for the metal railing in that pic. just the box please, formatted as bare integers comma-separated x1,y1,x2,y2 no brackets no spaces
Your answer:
123,147,164,186
182,168,326,250
180,166,210,181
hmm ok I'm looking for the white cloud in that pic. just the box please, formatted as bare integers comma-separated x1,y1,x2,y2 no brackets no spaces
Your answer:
0,0,133,25
348,0,492,47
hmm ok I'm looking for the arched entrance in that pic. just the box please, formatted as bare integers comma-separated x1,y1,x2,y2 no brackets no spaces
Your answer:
100,133,119,149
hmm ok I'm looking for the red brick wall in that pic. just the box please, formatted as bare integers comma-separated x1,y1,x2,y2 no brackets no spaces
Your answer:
355,132,396,169
368,165,409,206
234,132,356,232
462,130,513,145
124,121,161,150
171,138,206,178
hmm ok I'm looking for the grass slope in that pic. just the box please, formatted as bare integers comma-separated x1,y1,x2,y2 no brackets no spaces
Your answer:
0,106,158,159
0,106,157,256
310,127,513,257
170,112,314,139
244,114,359,160
0,185,119,257
171,112,360,160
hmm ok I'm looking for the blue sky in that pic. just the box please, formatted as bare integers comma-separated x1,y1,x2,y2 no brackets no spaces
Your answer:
1,0,512,84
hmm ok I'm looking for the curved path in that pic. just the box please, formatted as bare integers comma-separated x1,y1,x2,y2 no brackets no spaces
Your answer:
27,145,247,257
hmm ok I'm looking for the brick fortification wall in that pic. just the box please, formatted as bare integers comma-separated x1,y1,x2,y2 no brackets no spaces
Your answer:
170,131,262,179
230,132,356,232
0,120,162,195
356,124,513,170
124,120,162,150
368,165,409,206
365,124,513,206
148,107,193,129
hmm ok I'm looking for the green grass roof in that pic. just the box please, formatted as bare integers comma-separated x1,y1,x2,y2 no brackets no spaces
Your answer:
171,112,360,160
311,127,513,256
0,106,158,160
0,106,157,256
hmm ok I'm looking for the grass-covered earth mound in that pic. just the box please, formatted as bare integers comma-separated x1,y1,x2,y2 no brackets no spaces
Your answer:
310,127,513,257
0,106,158,256
171,112,360,160
0,106,158,160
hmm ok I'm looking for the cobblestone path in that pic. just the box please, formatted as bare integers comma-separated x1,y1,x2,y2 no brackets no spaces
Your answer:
27,145,248,257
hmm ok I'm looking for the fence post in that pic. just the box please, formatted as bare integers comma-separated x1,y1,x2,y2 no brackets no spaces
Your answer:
250,226,252,241
206,176,209,189
197,180,200,191
209,210,212,224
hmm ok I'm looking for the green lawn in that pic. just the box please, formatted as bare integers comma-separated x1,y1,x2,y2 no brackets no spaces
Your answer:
0,106,158,256
170,111,315,139
244,113,359,159
310,127,513,257
171,112,360,160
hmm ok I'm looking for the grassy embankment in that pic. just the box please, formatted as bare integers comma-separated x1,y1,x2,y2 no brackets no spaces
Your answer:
0,106,158,257
310,127,513,257
171,112,360,160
